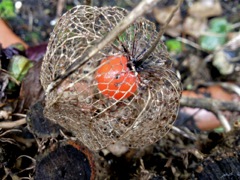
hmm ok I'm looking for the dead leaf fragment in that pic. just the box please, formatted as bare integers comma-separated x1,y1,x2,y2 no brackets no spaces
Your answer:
166,24,183,37
183,16,207,38
213,50,235,75
227,33,240,50
153,5,182,27
0,19,28,49
0,110,11,120
17,60,44,112
188,0,222,18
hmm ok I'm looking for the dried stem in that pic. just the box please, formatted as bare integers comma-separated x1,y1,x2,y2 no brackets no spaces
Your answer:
139,0,184,63
213,108,231,132
171,125,197,140
176,37,206,52
46,0,162,94
180,96,240,112
56,0,66,17
180,96,240,132
201,82,240,96
0,129,22,137
0,118,26,129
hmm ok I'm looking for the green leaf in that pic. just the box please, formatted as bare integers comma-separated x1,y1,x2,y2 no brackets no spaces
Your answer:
200,18,231,51
214,127,224,133
118,31,127,42
0,0,15,19
11,43,26,51
200,33,226,51
8,55,33,83
166,39,182,53
209,18,230,33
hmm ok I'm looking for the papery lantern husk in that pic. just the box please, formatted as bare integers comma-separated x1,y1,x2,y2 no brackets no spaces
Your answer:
40,5,182,151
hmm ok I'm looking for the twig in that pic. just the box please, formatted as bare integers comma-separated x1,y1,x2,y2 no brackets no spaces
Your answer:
0,69,20,85
139,0,184,63
228,55,240,63
199,82,240,96
220,83,240,96
230,22,240,30
180,96,240,112
176,37,206,52
0,129,22,137
212,107,231,132
12,113,27,118
46,0,162,94
171,125,197,140
180,96,240,132
57,0,66,17
0,118,26,129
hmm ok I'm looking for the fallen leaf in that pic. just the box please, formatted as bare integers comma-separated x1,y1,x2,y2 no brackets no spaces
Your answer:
16,60,44,112
200,18,230,51
188,0,222,18
0,19,28,49
153,5,182,27
26,43,47,62
8,55,33,83
213,50,235,75
166,39,182,53
183,16,207,38
165,24,183,37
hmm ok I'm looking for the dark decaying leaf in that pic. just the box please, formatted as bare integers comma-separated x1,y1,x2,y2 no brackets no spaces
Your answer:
26,101,61,138
34,140,110,180
26,43,47,62
35,144,93,180
16,60,44,112
15,43,47,112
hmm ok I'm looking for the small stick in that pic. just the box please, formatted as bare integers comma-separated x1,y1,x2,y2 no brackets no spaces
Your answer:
176,37,206,52
171,125,197,140
180,96,240,112
12,113,27,118
139,0,184,63
0,118,26,129
213,107,231,132
180,96,240,132
57,0,66,17
0,129,22,137
201,82,240,96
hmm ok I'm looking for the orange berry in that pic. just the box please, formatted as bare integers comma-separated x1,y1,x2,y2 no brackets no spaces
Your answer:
96,56,138,100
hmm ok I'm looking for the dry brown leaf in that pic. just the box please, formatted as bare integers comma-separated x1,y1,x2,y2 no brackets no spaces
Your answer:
17,61,44,112
165,24,183,37
188,0,222,18
183,16,207,38
0,19,28,49
153,5,182,27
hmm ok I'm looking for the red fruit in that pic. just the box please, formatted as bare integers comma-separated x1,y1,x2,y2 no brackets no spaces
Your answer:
96,55,138,100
